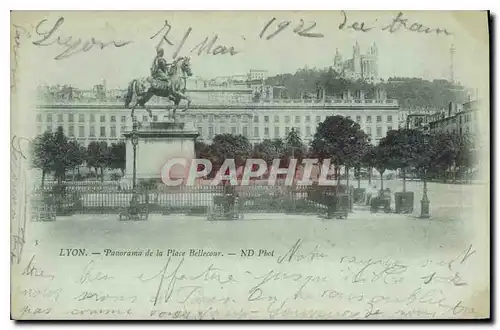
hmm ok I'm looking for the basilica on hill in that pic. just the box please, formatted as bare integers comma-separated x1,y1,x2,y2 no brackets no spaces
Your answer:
333,42,380,83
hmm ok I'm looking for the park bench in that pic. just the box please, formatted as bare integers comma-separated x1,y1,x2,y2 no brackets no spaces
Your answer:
353,188,366,204
118,203,149,221
370,189,392,213
395,192,414,214
118,194,149,221
307,186,349,219
208,186,243,221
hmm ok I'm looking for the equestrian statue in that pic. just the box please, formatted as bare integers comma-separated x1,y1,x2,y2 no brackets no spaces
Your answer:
124,48,193,122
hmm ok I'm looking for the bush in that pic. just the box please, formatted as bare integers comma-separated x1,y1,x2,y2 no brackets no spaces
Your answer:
52,183,67,196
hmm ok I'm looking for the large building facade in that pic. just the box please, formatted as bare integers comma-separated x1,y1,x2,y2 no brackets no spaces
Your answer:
405,100,481,136
427,100,480,135
34,88,399,147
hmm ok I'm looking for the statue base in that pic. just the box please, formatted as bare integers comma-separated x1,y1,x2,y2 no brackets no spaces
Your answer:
121,121,199,187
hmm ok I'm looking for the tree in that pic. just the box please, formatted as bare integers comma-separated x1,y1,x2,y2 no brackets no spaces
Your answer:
52,126,71,184
382,129,425,192
343,128,370,191
310,115,368,191
361,144,376,185
371,142,392,190
66,140,85,179
353,140,372,188
31,131,54,188
455,133,476,181
195,141,216,178
284,128,306,163
109,142,126,176
211,134,252,169
426,133,458,182
253,138,286,167
86,141,109,181
412,133,453,183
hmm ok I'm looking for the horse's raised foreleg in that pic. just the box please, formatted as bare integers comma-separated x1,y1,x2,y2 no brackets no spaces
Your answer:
183,96,191,112
179,93,191,112
170,91,191,113
173,98,183,122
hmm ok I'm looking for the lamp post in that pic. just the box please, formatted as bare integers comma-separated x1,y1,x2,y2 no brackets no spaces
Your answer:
420,132,430,219
131,122,139,190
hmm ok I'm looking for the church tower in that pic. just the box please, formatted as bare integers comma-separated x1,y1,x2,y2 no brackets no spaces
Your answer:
334,48,343,73
371,42,378,56
353,42,361,75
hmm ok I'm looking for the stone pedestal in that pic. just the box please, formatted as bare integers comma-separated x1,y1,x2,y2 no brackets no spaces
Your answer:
121,121,199,187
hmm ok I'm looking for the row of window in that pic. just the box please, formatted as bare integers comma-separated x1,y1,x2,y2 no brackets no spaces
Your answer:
41,122,393,139
39,125,127,138
197,125,392,139
37,113,129,124
36,113,394,125
199,126,308,139
460,113,474,124
431,126,471,135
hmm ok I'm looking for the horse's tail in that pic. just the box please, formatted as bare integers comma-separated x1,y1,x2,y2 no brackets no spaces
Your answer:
124,79,136,108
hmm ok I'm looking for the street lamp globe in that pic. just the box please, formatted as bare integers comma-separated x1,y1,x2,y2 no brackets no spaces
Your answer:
131,134,139,147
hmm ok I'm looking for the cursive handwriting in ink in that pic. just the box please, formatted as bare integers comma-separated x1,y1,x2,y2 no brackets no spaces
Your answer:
382,12,452,36
74,291,138,303
443,300,477,316
10,140,28,266
338,11,375,32
364,301,384,318
153,257,185,306
277,238,328,264
190,34,239,56
151,20,238,59
16,286,63,303
459,244,476,264
176,286,236,305
32,17,133,60
137,258,237,306
277,238,302,263
150,20,175,49
11,25,31,90
189,263,237,284
21,255,55,280
260,17,324,40
11,135,31,161
11,232,25,265
421,271,468,286
19,305,52,319
150,20,190,59
78,260,114,284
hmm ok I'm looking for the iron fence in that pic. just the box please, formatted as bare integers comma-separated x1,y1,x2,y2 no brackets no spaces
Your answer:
30,182,353,219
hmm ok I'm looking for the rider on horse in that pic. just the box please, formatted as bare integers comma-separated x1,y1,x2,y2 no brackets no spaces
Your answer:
151,48,170,82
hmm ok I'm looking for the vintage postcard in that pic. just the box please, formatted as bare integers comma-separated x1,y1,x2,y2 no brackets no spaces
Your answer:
10,10,490,320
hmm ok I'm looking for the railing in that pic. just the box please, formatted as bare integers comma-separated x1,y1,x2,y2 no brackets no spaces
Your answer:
31,183,324,216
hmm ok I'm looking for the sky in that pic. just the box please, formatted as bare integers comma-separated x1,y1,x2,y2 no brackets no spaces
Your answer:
12,11,489,95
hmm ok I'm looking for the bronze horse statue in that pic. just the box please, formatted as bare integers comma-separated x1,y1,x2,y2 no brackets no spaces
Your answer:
124,56,193,122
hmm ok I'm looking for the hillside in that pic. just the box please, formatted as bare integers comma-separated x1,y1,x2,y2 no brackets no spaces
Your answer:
265,67,470,109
